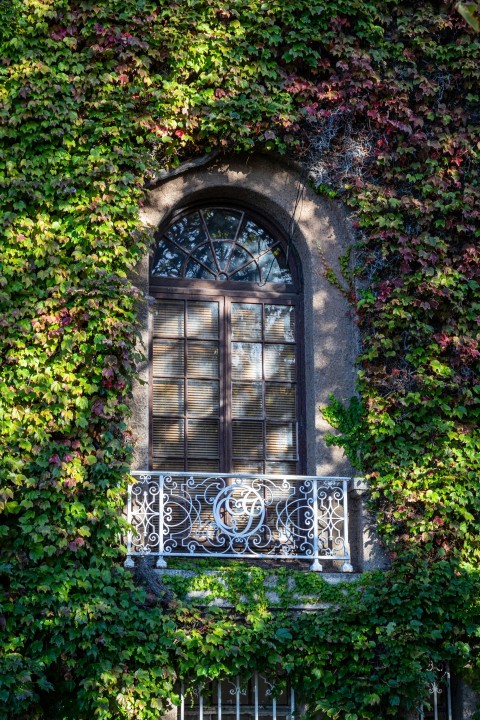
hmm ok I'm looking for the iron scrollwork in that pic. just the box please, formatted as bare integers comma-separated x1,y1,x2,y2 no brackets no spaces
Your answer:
125,472,353,571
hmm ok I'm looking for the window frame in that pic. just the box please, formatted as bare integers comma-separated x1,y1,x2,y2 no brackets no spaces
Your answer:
148,202,306,476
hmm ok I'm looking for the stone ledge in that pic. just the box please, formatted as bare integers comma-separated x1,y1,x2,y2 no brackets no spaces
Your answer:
154,569,362,583
154,569,363,610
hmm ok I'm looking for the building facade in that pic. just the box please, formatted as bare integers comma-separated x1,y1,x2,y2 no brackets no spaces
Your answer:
126,154,473,720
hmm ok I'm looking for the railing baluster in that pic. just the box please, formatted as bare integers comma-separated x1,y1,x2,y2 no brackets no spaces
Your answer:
180,681,185,720
236,676,240,720
309,477,323,572
446,666,452,720
156,474,167,568
124,483,134,568
341,478,353,572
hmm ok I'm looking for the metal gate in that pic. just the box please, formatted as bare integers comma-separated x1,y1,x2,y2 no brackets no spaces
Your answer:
179,675,295,720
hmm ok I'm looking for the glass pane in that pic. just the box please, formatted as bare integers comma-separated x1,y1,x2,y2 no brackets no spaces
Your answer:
232,420,263,458
152,340,184,376
213,240,234,271
152,379,184,415
192,242,217,272
202,209,242,239
151,239,186,277
232,382,263,417
265,384,296,420
265,344,295,382
232,303,262,340
154,210,294,285
258,247,292,283
266,422,297,460
188,341,219,378
166,211,207,252
265,305,295,342
152,418,184,455
232,342,262,380
188,420,219,458
230,260,260,282
227,246,253,274
187,301,219,339
237,219,273,256
187,380,219,417
184,259,216,279
153,301,184,337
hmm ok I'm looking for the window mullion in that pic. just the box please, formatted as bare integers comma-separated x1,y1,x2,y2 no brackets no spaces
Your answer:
261,302,266,475
183,301,188,470
223,297,232,474
148,302,154,471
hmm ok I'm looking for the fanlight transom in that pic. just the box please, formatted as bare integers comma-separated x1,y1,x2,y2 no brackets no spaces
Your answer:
152,207,293,284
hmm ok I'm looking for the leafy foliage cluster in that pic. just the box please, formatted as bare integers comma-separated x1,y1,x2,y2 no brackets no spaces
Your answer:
0,0,479,718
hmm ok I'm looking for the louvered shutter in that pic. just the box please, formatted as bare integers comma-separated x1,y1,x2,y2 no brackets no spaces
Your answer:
151,300,220,472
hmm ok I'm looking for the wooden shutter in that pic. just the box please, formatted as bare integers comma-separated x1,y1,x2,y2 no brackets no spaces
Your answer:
151,299,220,471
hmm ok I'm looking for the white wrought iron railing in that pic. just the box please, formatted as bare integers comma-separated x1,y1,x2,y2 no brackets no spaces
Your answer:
178,674,295,720
124,472,353,572
418,662,452,720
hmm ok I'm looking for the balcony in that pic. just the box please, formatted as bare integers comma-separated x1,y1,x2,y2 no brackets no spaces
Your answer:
125,472,353,572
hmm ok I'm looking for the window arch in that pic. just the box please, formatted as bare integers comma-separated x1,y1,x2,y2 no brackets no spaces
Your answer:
151,206,296,285
149,204,305,475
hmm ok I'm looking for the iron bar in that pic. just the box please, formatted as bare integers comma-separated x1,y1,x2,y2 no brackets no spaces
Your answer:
236,677,240,720
124,484,134,569
157,473,167,568
418,662,452,720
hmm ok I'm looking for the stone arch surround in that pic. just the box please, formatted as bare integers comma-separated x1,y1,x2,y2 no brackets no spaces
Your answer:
132,153,358,478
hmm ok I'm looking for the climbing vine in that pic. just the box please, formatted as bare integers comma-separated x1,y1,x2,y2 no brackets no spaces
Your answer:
0,1,479,718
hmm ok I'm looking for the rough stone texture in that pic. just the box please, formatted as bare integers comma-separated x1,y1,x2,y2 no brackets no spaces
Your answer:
462,683,479,718
130,153,388,571
151,567,362,610
349,478,390,571
153,568,362,584
130,253,149,470
161,707,177,720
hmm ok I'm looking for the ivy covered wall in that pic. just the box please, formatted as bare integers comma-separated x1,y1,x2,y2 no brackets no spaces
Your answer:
0,1,479,718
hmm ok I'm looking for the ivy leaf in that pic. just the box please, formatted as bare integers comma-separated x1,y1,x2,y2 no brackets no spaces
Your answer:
275,628,292,640
457,3,480,31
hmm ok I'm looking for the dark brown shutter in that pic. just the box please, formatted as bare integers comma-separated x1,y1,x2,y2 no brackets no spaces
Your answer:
151,299,220,472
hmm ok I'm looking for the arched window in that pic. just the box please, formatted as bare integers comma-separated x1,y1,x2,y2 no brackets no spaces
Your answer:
149,204,304,476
